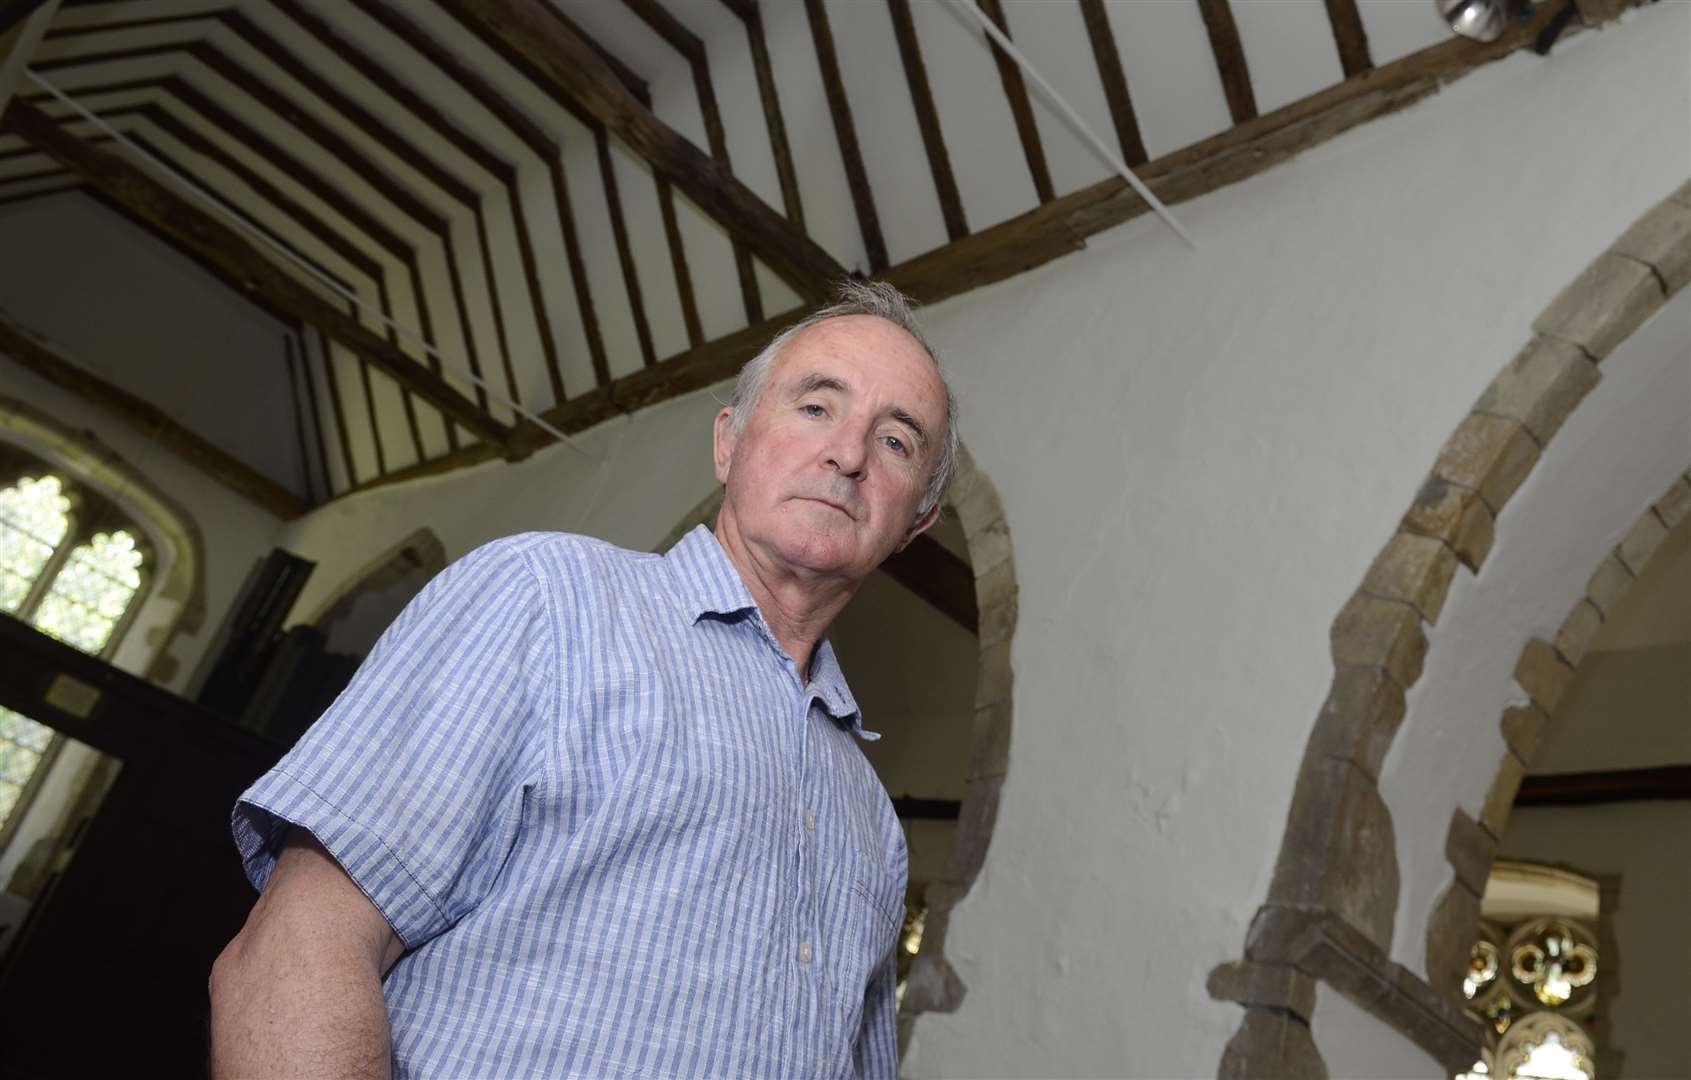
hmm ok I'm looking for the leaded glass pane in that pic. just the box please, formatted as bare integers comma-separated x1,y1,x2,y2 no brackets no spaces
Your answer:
34,530,142,656
0,705,53,828
0,476,71,615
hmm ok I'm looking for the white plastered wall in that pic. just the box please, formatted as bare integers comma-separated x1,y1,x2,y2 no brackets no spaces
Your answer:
263,8,1688,1076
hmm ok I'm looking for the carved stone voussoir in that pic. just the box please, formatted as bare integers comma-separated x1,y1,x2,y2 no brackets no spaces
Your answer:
1360,532,1459,625
1514,638,1575,715
1481,752,1527,839
1656,476,1691,529
1331,594,1428,690
1585,551,1636,617
1218,1007,1329,1080
1402,475,1495,571
1554,598,1605,668
1532,252,1664,361
1613,199,1691,295
1444,808,1497,896
965,700,1011,781
1433,413,1541,514
1616,509,1670,576
1473,335,1600,447
1424,880,1483,1004
1501,702,1553,765
1206,960,1319,1022
1267,756,1399,950
1307,665,1408,781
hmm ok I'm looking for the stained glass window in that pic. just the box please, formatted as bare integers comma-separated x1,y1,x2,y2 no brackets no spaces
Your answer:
0,475,70,615
0,471,147,835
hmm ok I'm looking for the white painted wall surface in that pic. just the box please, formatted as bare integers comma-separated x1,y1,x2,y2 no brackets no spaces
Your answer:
264,9,1689,1076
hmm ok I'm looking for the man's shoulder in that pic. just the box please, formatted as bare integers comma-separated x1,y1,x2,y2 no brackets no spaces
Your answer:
471,531,661,585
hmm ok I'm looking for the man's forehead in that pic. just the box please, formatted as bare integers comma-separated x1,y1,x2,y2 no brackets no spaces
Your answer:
774,316,943,403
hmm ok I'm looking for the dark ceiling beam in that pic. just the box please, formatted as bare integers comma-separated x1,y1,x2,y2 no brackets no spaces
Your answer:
975,0,1054,204
214,13,516,419
440,2,679,369
1197,0,1257,124
1,97,512,447
1324,0,1374,79
0,0,52,38
621,0,762,324
1077,0,1148,167
437,0,844,300
888,0,967,243
1517,765,1691,807
716,0,803,230
339,0,1593,506
345,0,613,392
881,534,978,634
25,47,467,451
0,309,309,519
802,0,884,274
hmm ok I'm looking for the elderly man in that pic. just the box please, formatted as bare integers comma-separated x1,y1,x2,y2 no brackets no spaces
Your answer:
209,280,959,1079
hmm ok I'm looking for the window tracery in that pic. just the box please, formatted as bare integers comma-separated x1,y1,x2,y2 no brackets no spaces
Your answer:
1457,864,1604,1080
0,454,150,835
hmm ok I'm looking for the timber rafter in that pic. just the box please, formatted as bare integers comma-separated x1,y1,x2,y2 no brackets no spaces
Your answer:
1,96,512,447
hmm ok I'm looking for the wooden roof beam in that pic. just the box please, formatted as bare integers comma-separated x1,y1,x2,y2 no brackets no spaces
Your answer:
0,309,309,519
437,0,844,301
1,96,513,449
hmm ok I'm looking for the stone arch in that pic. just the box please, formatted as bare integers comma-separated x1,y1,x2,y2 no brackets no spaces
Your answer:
655,443,1017,1050
299,526,447,658
0,394,207,682
1420,471,1686,1053
1209,180,1691,1078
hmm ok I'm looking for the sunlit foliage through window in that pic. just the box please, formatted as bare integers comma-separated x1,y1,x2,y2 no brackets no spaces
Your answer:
0,474,145,832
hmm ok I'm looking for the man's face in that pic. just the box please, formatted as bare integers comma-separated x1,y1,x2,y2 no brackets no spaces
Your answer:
714,315,947,584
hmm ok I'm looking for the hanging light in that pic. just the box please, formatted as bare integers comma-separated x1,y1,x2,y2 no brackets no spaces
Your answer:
1436,0,1512,42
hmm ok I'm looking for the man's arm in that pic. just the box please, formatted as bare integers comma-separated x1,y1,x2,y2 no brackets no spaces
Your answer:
209,828,406,1080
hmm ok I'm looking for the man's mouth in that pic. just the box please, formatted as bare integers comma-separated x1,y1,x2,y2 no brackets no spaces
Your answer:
800,496,855,519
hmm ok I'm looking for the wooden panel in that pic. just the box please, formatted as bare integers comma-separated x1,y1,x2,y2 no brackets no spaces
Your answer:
1516,765,1691,807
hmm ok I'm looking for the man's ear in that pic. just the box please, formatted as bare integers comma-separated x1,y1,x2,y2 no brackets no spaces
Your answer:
712,407,736,485
897,500,943,552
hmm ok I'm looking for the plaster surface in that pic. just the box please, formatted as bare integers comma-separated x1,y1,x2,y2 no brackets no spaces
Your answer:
1310,983,1446,1080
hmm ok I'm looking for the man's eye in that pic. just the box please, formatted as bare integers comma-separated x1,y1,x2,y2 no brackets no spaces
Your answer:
801,403,825,417
882,435,906,455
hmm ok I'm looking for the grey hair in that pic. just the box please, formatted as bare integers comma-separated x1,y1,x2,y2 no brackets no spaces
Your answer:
728,279,959,517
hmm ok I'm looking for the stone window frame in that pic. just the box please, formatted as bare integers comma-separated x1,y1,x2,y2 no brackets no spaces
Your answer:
1209,180,1690,1079
655,444,1016,1056
0,395,207,685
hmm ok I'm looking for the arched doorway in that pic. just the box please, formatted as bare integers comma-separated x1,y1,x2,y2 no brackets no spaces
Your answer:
1211,183,1689,1077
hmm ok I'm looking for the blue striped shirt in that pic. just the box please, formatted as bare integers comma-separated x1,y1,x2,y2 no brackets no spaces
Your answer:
231,526,907,1078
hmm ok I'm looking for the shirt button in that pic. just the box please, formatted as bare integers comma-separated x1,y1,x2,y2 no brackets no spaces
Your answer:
804,810,815,831
798,942,813,964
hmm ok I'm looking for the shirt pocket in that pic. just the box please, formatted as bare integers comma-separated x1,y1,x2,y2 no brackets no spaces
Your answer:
822,862,902,1019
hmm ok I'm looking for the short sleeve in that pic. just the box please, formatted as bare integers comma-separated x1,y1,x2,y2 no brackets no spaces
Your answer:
231,536,558,949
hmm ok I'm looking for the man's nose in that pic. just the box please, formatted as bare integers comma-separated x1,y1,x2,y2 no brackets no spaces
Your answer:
823,428,869,478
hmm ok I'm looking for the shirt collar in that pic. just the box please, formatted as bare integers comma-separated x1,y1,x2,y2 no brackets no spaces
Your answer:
664,525,873,740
